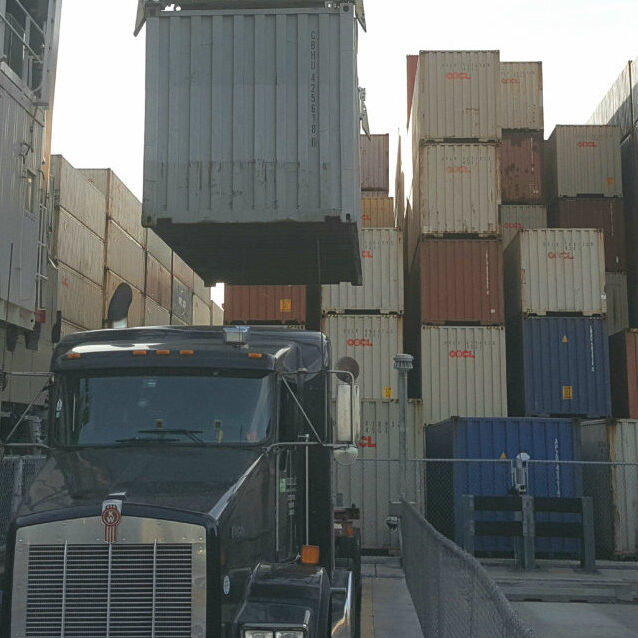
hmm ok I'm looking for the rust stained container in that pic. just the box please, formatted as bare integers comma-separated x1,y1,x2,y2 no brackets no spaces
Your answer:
548,198,626,272
499,62,544,131
224,285,307,324
414,239,504,325
361,197,395,228
500,131,543,204
360,134,390,193
610,330,638,419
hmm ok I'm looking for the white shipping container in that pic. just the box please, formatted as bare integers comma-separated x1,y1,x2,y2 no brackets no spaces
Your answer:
146,229,172,270
81,169,145,246
212,301,224,326
504,229,606,318
499,62,544,131
58,264,103,330
545,125,623,198
360,134,390,192
56,208,105,285
500,205,547,249
144,297,170,326
411,50,501,143
193,294,212,325
334,400,424,549
605,272,629,336
105,221,146,292
322,229,403,313
193,274,210,304
421,326,507,424
588,63,633,140
323,315,403,400
582,419,638,557
52,157,107,239
104,270,144,328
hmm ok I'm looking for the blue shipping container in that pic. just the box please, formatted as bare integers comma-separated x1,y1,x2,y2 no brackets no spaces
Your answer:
507,317,611,418
426,417,583,556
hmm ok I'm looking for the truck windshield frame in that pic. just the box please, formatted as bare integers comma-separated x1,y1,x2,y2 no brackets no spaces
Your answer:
49,368,277,448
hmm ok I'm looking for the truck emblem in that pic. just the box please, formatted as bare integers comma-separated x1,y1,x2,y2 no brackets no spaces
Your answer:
102,500,123,543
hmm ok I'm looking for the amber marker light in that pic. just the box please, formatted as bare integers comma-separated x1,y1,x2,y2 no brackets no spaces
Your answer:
66,353,81,359
248,353,263,359
156,350,171,356
179,350,195,356
132,350,148,356
300,545,320,565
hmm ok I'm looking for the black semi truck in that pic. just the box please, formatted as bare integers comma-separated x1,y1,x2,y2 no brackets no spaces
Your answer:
0,325,361,637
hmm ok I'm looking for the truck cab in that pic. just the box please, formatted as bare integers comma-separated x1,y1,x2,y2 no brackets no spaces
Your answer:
1,326,360,637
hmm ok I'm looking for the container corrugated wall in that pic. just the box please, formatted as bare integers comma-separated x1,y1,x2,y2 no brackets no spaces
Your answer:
421,326,507,424
360,134,389,192
582,419,638,558
144,297,170,326
145,254,172,309
212,302,224,326
605,272,629,336
504,229,606,317
172,277,194,324
545,125,623,198
192,295,212,325
411,51,501,142
610,330,638,419
500,205,547,249
105,221,146,292
105,271,144,328
361,197,395,228
507,317,611,418
411,143,500,256
224,285,307,324
499,62,544,131
334,400,424,549
500,131,543,204
548,199,626,272
58,264,103,330
147,230,172,270
55,208,104,286
587,63,633,140
322,229,403,314
323,315,403,400
415,239,504,325
172,253,194,289
193,275,210,304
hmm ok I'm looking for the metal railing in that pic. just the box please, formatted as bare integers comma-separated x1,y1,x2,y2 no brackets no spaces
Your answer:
397,499,534,637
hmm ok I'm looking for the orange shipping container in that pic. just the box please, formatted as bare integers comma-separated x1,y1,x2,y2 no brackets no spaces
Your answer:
414,239,504,325
224,285,307,324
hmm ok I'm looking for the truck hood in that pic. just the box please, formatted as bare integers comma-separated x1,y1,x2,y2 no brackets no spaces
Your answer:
16,446,264,519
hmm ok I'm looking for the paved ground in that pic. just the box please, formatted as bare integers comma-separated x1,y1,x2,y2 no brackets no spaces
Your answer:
360,557,421,637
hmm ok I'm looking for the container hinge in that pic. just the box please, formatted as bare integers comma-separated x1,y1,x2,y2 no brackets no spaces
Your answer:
359,87,370,139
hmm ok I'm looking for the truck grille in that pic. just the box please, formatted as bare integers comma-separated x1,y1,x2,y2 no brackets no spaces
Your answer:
25,543,192,637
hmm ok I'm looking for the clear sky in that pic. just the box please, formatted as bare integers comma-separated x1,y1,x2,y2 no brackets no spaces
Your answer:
50,0,638,305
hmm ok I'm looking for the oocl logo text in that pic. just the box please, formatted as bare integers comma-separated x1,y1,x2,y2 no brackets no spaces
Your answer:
501,78,520,84
446,166,471,174
449,350,476,359
577,142,597,148
347,338,373,347
446,72,471,80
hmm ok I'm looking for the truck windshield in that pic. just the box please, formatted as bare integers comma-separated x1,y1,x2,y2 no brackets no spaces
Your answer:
50,371,274,446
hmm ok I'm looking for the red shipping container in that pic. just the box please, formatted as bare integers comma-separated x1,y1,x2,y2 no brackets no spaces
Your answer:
609,330,638,418
548,198,626,272
224,285,306,324
413,239,504,325
500,131,543,204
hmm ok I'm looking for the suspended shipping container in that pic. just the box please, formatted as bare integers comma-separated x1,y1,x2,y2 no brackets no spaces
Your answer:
609,330,638,419
323,315,403,400
413,239,504,325
145,254,172,309
587,63,633,140
58,264,103,331
500,131,543,204
499,62,544,131
104,270,144,328
500,205,547,249
144,297,170,327
334,400,424,549
360,134,389,193
105,220,146,292
143,4,361,285
224,285,307,325
507,317,611,418
548,198,626,272
410,50,501,142
322,229,403,314
504,229,606,318
361,197,395,229
426,417,583,555
420,326,507,424
581,418,638,558
544,125,623,199
605,272,629,336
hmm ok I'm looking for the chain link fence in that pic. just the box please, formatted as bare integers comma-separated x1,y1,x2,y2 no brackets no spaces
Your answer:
399,499,534,637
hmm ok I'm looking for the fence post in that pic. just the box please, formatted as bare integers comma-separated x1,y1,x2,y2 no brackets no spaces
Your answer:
394,354,414,501
462,495,475,556
581,497,596,572
521,496,536,571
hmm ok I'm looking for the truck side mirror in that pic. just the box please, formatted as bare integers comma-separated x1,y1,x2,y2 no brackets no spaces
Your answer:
335,383,360,444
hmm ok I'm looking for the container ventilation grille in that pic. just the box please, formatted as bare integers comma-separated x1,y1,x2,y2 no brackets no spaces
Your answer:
25,543,192,637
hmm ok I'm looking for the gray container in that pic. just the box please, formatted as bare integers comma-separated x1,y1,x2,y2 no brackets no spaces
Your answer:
322,229,403,313
504,229,606,318
360,133,390,192
58,264,103,330
143,5,361,285
582,419,638,558
545,125,623,199
172,277,194,325
605,272,629,336
420,325,507,424
500,205,547,249
588,63,633,140
411,50,501,142
105,220,146,292
334,399,424,549
499,61,544,131
323,315,403,400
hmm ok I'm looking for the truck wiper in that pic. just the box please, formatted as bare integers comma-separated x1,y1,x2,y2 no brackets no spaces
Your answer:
117,429,206,445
